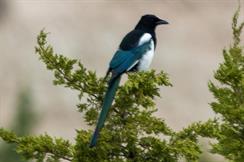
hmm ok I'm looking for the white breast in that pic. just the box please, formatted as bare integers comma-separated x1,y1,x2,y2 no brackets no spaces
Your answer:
137,33,154,71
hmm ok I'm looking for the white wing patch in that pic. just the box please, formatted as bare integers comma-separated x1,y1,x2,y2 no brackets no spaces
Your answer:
138,33,152,46
137,33,155,71
127,60,139,71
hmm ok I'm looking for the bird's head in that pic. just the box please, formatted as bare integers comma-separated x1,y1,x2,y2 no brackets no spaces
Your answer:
135,14,168,31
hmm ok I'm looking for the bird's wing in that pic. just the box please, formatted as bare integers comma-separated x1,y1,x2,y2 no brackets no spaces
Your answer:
109,40,151,78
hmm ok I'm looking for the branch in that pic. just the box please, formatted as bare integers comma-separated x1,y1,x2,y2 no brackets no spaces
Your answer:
0,128,73,161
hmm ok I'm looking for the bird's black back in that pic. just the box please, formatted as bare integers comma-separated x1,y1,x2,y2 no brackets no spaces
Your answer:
119,29,156,51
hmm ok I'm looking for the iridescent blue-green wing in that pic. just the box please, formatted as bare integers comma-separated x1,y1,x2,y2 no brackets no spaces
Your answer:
109,41,151,76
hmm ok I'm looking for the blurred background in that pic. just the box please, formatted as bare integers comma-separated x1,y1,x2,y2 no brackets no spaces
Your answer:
0,0,244,161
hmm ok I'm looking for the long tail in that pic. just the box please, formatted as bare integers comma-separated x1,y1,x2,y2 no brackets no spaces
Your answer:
89,75,121,147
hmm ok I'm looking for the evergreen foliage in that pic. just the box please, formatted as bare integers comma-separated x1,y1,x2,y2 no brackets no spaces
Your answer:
0,7,243,162
204,7,244,161
174,6,244,161
0,88,36,162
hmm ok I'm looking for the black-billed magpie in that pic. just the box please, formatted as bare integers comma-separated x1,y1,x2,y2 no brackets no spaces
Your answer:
90,14,168,147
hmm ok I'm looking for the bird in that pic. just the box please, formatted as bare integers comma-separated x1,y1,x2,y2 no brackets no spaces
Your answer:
89,14,168,147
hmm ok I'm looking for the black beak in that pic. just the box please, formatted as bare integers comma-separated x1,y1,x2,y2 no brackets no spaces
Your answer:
156,19,169,25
